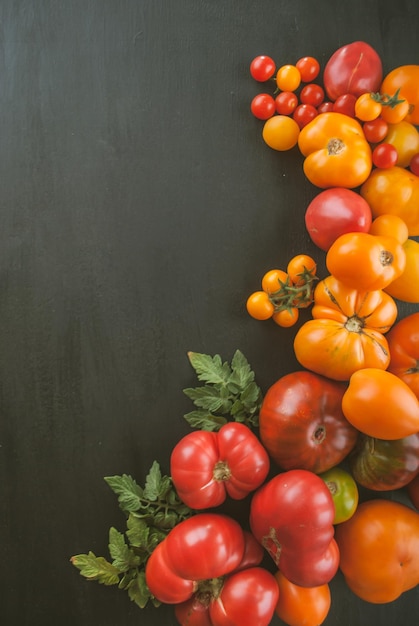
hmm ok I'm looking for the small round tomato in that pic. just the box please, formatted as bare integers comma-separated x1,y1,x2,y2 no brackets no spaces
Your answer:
355,92,382,122
274,570,331,626
276,64,301,92
296,56,320,82
287,254,317,285
363,117,389,144
372,143,398,169
275,91,298,115
293,103,318,129
272,307,299,327
383,121,419,168
319,466,359,524
317,101,334,114
410,153,419,175
250,55,276,82
300,83,325,107
386,311,419,398
384,238,419,303
342,368,419,440
380,96,410,124
407,473,419,510
246,291,274,320
369,214,409,244
261,268,289,294
332,93,357,117
262,115,300,151
250,93,276,120
380,65,419,125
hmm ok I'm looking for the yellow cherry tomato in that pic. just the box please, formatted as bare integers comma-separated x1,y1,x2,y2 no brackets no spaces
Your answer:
262,115,300,151
383,121,419,168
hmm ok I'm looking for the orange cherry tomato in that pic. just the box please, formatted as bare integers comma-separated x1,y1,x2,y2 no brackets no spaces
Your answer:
380,97,410,124
261,269,289,294
380,65,419,125
335,499,419,603
293,275,397,381
384,238,419,303
286,254,317,285
276,64,301,92
274,570,331,626
342,368,419,439
326,231,406,291
355,92,382,122
386,311,419,399
246,291,274,320
369,214,409,244
272,307,299,327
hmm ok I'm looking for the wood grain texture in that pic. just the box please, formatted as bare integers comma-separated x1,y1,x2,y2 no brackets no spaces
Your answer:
0,1,418,624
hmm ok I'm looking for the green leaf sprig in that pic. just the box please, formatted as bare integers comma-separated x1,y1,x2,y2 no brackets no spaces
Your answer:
70,461,193,609
183,349,263,431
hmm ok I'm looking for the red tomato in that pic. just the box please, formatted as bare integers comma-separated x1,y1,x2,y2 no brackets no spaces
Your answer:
386,311,419,398
250,93,276,120
332,93,357,117
259,371,358,474
410,153,419,175
275,90,298,115
300,83,325,107
296,56,320,82
363,117,389,144
372,143,398,168
170,422,270,509
305,187,372,251
293,103,318,129
323,41,383,101
250,55,276,82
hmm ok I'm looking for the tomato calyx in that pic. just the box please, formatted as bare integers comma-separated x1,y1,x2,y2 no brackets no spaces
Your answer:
267,268,318,312
194,576,225,603
213,460,232,482
344,314,365,333
313,425,326,444
327,138,345,155
371,88,405,109
379,249,394,266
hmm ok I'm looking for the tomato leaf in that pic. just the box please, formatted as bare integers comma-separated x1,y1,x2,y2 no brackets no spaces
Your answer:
70,552,121,585
187,351,231,384
143,461,163,501
108,527,141,572
104,474,143,514
183,385,231,412
183,409,228,431
127,571,160,609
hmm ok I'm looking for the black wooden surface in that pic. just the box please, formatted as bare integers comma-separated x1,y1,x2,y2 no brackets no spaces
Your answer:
1,1,419,624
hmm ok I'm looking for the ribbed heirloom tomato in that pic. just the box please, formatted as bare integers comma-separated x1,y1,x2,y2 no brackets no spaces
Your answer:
386,311,419,397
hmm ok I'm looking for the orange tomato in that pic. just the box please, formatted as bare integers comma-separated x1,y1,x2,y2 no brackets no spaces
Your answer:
335,499,419,603
380,64,419,125
246,291,274,320
274,570,331,626
272,307,299,328
382,121,419,168
261,269,289,294
286,254,317,285
326,231,406,291
386,311,419,399
384,238,419,303
262,115,300,151
355,92,382,122
369,214,409,244
298,112,372,189
380,98,410,124
293,275,397,381
342,368,419,439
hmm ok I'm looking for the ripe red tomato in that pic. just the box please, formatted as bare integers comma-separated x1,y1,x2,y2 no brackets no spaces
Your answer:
296,56,320,82
250,55,276,81
300,83,325,107
275,90,298,115
323,41,383,101
259,371,358,474
293,103,318,129
305,187,372,251
386,311,419,398
363,117,389,144
250,93,276,120
372,143,398,168
410,152,419,175
332,93,357,117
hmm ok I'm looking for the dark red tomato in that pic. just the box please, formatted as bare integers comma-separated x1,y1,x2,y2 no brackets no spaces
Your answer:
275,90,298,115
317,101,335,113
407,473,419,509
410,153,419,176
332,93,357,118
259,371,358,474
363,117,389,144
296,56,320,82
323,41,383,101
350,432,419,491
250,55,276,82
300,83,325,107
372,143,398,169
305,187,372,251
250,93,276,120
293,103,318,129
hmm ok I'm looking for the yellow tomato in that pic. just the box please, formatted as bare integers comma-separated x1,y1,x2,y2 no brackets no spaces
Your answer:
383,121,419,168
262,115,300,151
384,238,419,303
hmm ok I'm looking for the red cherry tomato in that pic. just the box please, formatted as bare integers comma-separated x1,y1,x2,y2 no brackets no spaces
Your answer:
250,93,276,120
275,91,299,115
293,103,318,129
363,117,389,144
372,143,398,169
250,55,276,82
296,56,320,82
332,93,357,118
410,153,419,176
300,84,325,107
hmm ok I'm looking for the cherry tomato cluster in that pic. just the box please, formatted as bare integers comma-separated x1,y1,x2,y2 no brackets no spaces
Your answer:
246,254,318,327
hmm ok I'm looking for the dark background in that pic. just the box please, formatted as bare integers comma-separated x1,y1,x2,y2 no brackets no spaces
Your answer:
0,1,418,624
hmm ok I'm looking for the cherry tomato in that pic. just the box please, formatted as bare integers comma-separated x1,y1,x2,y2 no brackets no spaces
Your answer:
261,268,289,294
355,92,382,122
317,101,335,114
372,143,398,169
287,254,317,285
250,93,276,120
275,91,298,115
250,55,276,82
383,121,419,168
276,64,301,92
300,84,325,107
319,466,359,524
296,56,320,82
272,307,299,327
363,117,389,144
380,96,410,124
246,291,274,320
262,115,300,151
332,93,357,118
410,153,419,175
380,65,419,125
293,103,318,129
274,570,331,626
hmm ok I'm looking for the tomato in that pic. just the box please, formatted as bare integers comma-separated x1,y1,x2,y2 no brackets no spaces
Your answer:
259,371,358,473
386,311,419,398
360,166,419,236
380,97,410,125
246,290,274,320
410,152,419,175
296,56,320,82
250,55,276,82
349,432,419,491
300,83,325,107
293,275,397,381
362,117,388,144
380,65,419,125
305,187,372,251
170,422,270,509
342,368,419,440
383,120,419,168
369,214,409,244
293,103,318,129
275,90,298,115
276,64,301,91
355,92,382,122
326,231,406,291
249,469,339,587
250,93,276,120
317,101,334,114
286,254,317,285
332,93,357,117
323,41,383,101
319,466,359,524
298,112,372,189
145,513,245,604
272,306,299,327
261,268,289,294
407,473,419,510
384,238,419,303
335,499,419,603
274,570,331,626
262,115,300,151
372,142,398,168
